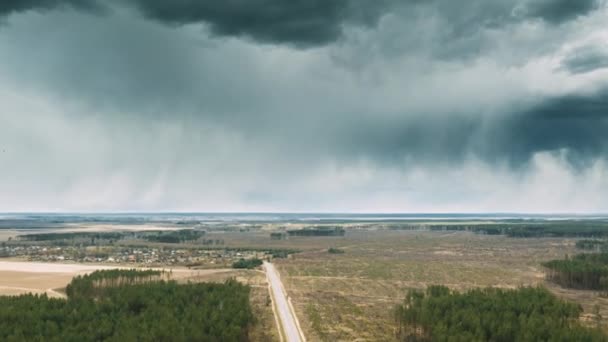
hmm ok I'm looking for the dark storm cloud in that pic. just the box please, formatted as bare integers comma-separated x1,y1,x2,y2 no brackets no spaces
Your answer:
0,0,607,211
0,0,102,16
521,0,601,24
336,90,608,168
1,0,602,50
125,0,393,47
125,0,601,48
495,91,608,166
1,0,606,169
423,0,601,35
561,45,608,74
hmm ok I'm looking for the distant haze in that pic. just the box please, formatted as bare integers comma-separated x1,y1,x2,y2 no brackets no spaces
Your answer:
0,1,607,212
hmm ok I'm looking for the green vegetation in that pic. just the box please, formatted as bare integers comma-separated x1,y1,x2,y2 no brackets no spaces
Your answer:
395,285,606,341
543,253,608,291
428,223,608,238
210,247,296,258
141,229,206,243
268,250,289,258
328,247,345,254
232,258,263,269
577,239,608,251
19,232,124,244
66,269,164,299
0,270,253,341
306,303,328,340
502,225,608,238
17,229,208,245
287,226,345,237
270,232,287,240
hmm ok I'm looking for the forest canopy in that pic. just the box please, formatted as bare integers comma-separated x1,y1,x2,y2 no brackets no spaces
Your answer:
543,253,608,291
577,239,608,251
395,285,606,341
427,223,608,238
0,270,253,341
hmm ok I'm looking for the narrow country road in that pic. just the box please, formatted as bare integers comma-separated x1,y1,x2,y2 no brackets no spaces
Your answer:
263,261,304,342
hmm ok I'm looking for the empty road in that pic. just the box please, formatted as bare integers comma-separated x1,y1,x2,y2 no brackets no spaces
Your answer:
264,261,304,342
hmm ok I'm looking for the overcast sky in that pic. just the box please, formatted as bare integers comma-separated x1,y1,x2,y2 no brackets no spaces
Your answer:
0,0,607,213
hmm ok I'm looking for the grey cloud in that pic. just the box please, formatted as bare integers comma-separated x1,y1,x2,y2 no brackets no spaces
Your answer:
1,3,607,171
430,0,601,32
520,0,601,24
332,0,600,67
497,91,608,167
1,0,601,52
561,45,608,74
0,10,271,122
331,90,608,169
1,0,394,48
0,1,607,211
124,0,393,47
426,0,603,61
0,0,103,16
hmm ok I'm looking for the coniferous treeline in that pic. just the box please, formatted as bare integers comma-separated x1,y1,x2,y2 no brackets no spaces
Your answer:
232,258,263,269
17,229,207,245
328,247,345,254
19,232,124,242
0,270,253,341
502,225,608,238
270,232,287,240
543,253,608,291
425,224,608,238
395,285,606,341
18,232,123,247
66,269,165,299
577,239,608,251
287,226,346,237
142,229,206,243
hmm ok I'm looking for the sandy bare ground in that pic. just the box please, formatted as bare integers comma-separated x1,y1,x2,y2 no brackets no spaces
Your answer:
0,271,77,298
0,261,128,273
0,261,234,297
0,230,18,241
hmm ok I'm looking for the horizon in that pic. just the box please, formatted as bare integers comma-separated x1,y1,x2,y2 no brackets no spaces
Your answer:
3,211,608,220
2,211,608,215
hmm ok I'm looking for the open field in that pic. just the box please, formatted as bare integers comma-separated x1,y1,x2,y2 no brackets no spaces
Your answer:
0,261,129,298
0,261,233,297
0,230,17,241
270,230,608,341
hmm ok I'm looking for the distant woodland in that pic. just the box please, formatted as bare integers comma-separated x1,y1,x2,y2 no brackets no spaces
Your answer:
543,253,608,292
577,239,608,251
427,223,608,238
287,226,345,237
17,229,207,245
232,258,263,269
395,286,606,341
0,270,253,341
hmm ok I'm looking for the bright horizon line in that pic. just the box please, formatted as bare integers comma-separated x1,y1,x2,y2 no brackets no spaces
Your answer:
1,211,607,215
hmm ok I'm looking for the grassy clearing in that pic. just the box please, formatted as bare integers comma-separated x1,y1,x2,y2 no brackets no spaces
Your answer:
274,230,606,341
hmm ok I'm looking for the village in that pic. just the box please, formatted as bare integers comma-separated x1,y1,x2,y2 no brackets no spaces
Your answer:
0,243,269,268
